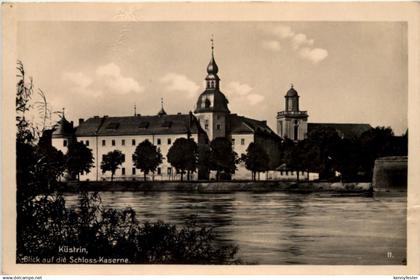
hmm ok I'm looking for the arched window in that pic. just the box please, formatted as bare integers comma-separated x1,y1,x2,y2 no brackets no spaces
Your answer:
205,98,211,108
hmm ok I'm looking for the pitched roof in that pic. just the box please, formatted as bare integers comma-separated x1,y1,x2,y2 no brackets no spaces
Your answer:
308,123,373,139
229,114,278,137
75,114,202,137
52,116,74,138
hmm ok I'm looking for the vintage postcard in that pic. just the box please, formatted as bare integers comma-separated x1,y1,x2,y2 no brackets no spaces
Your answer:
2,2,420,275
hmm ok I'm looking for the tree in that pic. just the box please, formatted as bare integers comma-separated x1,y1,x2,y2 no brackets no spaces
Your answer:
282,139,311,182
209,137,237,181
306,127,341,180
167,138,198,181
100,150,125,181
65,141,94,181
132,139,162,181
358,126,396,180
242,142,269,181
34,142,66,190
198,144,211,180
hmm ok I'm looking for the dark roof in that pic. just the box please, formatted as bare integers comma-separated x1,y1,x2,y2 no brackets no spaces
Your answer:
194,88,230,113
308,123,373,139
229,114,278,137
286,86,298,97
52,116,74,138
75,114,202,137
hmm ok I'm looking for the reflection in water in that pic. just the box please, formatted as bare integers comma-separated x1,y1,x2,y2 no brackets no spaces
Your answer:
64,191,406,265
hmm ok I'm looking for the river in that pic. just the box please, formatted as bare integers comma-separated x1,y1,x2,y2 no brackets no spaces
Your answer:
64,190,406,265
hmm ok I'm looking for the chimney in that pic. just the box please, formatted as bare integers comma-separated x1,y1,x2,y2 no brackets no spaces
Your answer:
79,118,84,125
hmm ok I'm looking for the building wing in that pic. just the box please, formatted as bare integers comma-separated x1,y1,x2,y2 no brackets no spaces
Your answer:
75,114,201,137
307,123,373,139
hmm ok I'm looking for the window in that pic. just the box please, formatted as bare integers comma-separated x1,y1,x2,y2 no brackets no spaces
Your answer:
112,140,116,146
157,167,161,175
121,168,125,175
132,139,136,146
216,124,221,130
205,99,211,108
81,170,84,175
280,171,283,175
63,140,68,147
286,171,289,175
205,119,209,130
121,139,125,146
168,138,171,145
231,138,235,145
167,167,172,175
157,138,161,145
102,140,106,146
132,168,136,175
86,140,90,146
241,138,245,145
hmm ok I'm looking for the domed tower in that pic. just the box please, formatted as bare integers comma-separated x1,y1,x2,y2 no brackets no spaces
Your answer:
194,38,230,141
51,108,74,153
276,85,308,141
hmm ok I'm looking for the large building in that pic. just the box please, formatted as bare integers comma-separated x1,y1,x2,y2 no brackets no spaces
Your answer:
52,44,281,181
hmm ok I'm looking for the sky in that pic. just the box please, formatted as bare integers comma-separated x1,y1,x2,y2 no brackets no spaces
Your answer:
17,21,408,135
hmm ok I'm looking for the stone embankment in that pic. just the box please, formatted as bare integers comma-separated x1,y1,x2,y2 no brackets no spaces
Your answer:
373,156,407,190
61,180,372,194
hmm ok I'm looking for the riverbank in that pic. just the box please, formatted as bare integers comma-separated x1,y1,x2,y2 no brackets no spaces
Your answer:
59,180,375,194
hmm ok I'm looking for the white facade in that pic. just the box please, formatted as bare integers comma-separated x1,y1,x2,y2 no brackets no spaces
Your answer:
75,133,199,181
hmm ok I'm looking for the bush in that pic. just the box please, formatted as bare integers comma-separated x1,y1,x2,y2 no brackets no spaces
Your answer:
17,192,239,264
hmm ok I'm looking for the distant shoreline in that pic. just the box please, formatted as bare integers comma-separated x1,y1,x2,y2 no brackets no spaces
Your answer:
58,181,385,194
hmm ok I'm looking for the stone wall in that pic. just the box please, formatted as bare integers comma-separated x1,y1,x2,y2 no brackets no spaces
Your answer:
372,156,407,189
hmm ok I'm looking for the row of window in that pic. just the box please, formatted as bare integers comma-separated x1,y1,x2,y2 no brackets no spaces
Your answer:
280,171,306,176
106,167,177,176
98,138,171,147
231,138,246,145
64,138,174,147
66,137,246,148
203,120,222,130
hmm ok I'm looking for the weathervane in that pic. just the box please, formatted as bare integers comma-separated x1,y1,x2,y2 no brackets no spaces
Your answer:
211,34,214,55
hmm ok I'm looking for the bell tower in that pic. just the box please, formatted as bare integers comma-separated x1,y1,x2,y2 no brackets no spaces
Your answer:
194,37,230,141
276,84,308,141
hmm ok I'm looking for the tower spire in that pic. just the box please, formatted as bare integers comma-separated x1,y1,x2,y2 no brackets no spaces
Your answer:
134,104,136,116
157,97,167,116
62,107,65,118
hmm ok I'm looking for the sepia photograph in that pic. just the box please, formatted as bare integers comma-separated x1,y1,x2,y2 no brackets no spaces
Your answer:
2,2,420,275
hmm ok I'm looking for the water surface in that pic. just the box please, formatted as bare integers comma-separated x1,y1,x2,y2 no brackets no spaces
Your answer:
64,190,406,265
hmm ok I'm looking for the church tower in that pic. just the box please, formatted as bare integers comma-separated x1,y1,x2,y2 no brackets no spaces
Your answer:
194,38,230,141
276,85,308,141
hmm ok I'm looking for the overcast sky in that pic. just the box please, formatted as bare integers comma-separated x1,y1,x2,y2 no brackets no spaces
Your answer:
18,21,407,135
